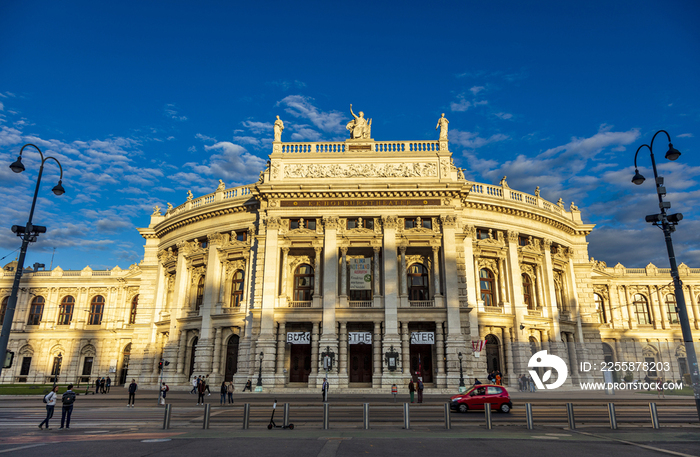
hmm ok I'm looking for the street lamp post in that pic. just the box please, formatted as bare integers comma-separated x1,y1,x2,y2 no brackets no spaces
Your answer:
458,352,466,392
52,353,63,389
0,144,65,381
632,130,700,421
255,351,264,392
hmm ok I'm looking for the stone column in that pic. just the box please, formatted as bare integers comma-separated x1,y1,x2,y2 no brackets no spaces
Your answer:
339,321,348,384
624,286,637,329
212,327,222,376
441,216,464,389
280,248,289,299
685,285,700,329
649,285,662,329
321,217,338,351
310,322,319,378
276,321,286,376
372,321,382,388
432,246,442,296
506,231,524,341
503,327,515,386
340,248,348,298
534,265,545,311
566,332,580,384
498,257,508,306
313,247,322,298
435,321,445,386
260,217,282,337
609,285,622,328
176,330,187,374
463,227,479,338
656,286,668,329
373,247,381,298
401,322,410,375
399,246,408,296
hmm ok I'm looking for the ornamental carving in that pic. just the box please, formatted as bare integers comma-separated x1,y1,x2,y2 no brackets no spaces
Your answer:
382,215,399,230
676,345,686,358
289,256,314,272
464,225,476,239
322,216,340,230
271,163,280,179
642,345,658,357
224,260,245,276
593,286,609,300
440,215,457,228
283,162,437,179
266,216,282,230
520,264,537,279
507,230,519,243
406,255,431,271
476,258,499,275
207,233,225,246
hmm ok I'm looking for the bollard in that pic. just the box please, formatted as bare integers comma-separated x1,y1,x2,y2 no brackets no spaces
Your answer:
162,404,172,430
566,403,576,430
649,403,660,429
484,403,493,430
243,403,250,430
323,403,330,430
444,403,451,430
203,403,211,429
403,403,410,430
608,403,617,430
283,403,290,427
525,403,534,430
363,403,370,430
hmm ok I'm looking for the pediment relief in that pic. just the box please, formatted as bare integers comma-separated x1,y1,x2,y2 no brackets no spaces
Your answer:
345,227,376,236
286,227,318,236
476,257,499,275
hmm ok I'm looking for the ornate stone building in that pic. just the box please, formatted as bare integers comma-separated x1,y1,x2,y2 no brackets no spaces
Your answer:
2,111,699,390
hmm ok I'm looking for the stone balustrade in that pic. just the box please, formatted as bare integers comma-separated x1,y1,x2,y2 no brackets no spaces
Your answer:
278,140,441,154
1,267,133,278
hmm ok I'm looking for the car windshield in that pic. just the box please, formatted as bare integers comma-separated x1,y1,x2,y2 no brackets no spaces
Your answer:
470,387,486,396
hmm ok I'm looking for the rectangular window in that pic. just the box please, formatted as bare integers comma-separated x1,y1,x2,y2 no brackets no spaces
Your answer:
476,228,490,240
236,231,247,242
19,357,31,376
82,357,93,376
518,235,529,247
290,219,315,230
421,218,432,229
405,218,416,229
58,305,73,326
347,218,374,230
645,357,657,376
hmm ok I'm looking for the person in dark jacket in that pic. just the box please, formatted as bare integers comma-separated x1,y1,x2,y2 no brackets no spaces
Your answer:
243,379,252,392
106,376,111,393
417,379,424,403
197,377,207,405
408,379,415,403
95,377,100,395
127,379,137,407
59,384,77,429
220,381,227,405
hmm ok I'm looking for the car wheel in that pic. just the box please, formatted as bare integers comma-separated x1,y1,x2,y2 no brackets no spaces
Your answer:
458,403,469,413
499,403,511,413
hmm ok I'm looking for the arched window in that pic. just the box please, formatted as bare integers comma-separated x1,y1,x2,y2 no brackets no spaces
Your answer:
522,274,534,309
88,295,105,325
479,268,496,307
195,276,205,311
0,296,8,325
231,270,244,307
293,264,314,301
58,296,74,325
633,294,651,325
594,293,607,323
408,263,429,300
129,295,139,325
665,294,679,324
27,296,45,325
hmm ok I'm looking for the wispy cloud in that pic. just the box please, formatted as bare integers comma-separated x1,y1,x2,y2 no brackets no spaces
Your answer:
678,133,693,138
164,103,187,121
277,95,345,133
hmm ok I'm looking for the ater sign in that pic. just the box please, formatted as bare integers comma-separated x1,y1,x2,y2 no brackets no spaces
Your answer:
410,332,434,344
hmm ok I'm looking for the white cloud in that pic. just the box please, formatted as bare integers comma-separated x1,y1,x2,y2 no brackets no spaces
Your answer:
164,103,187,121
195,133,216,143
539,125,640,160
677,133,693,138
277,95,345,133
495,112,513,120
241,120,272,135
470,86,485,95
450,97,471,112
450,129,509,149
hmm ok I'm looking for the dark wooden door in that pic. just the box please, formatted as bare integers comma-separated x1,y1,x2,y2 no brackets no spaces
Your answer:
224,335,239,382
289,344,311,383
410,344,433,383
349,343,373,383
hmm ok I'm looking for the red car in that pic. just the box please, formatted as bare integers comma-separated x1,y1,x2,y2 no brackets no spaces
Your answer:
450,384,512,413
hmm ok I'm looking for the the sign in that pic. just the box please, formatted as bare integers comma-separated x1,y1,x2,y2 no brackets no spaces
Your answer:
109,359,117,373
349,258,372,290
281,199,442,208
410,332,435,345
348,332,372,345
286,332,311,344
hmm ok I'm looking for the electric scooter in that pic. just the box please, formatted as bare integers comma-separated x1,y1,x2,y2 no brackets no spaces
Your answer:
268,399,294,429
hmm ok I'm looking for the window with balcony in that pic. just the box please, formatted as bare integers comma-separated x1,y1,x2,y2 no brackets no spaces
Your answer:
347,218,374,230
231,270,244,307
58,296,75,325
290,219,316,230
235,231,247,242
0,296,7,325
408,263,429,300
522,273,535,309
405,217,432,230
293,264,314,301
479,268,496,307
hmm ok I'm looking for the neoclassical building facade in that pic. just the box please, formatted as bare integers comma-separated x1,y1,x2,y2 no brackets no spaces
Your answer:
2,114,699,390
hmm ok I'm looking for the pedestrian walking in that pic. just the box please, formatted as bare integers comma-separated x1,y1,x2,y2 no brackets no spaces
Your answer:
528,374,536,392
160,382,168,405
322,378,329,402
100,377,106,394
227,381,234,404
39,386,59,430
243,379,252,392
190,375,198,394
128,379,137,407
417,378,424,403
197,377,207,405
408,379,415,403
94,377,100,395
59,384,76,429
220,381,227,405
106,376,111,393
204,375,211,396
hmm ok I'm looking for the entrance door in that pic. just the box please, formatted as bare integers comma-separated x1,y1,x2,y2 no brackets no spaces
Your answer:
289,343,311,383
349,343,373,383
189,337,198,378
485,334,500,373
224,335,239,382
119,343,131,385
410,344,433,383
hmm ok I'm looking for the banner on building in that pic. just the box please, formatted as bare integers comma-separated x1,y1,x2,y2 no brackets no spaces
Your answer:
349,258,372,290
287,332,311,344
348,332,372,345
411,332,435,345
109,359,117,373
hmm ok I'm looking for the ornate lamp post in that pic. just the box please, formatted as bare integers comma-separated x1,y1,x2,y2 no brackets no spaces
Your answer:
0,144,65,381
458,352,466,392
632,130,700,420
255,351,264,391
52,353,63,388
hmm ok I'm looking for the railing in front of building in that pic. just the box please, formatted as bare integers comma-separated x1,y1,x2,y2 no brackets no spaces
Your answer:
1,267,135,278
482,306,504,314
526,309,543,317
559,312,572,321
348,300,373,308
469,183,579,221
164,184,254,220
409,300,435,308
279,140,440,154
287,301,313,308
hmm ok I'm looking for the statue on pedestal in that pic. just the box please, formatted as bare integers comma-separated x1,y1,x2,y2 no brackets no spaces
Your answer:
436,113,449,139
273,115,284,142
346,104,372,139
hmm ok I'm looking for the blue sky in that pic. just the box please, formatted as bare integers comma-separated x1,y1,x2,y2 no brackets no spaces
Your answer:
1,1,699,271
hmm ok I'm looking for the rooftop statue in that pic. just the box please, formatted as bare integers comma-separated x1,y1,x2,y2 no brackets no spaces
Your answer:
346,104,372,139
436,113,449,139
274,115,284,142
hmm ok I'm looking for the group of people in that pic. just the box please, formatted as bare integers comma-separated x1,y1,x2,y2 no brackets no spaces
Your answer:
191,375,212,405
38,384,77,430
93,376,111,394
487,371,503,385
518,374,537,392
219,380,235,405
407,378,425,403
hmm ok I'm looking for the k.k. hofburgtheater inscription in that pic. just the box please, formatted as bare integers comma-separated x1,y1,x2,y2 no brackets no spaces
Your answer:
280,199,442,207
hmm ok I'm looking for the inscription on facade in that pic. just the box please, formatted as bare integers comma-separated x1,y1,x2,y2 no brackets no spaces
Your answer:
281,199,441,207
